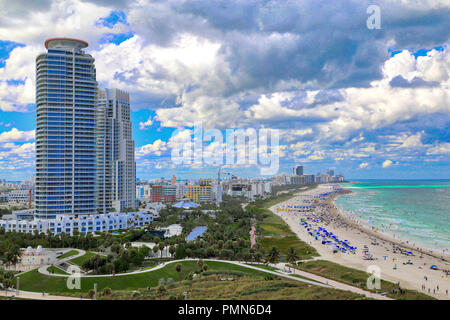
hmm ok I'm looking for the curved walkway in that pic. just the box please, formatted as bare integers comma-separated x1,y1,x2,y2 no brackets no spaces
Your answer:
38,248,86,275
276,262,391,300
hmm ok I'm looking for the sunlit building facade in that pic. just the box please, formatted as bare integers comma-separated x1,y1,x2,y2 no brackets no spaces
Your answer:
35,38,98,218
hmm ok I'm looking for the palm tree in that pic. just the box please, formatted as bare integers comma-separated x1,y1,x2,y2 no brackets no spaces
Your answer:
9,246,21,270
286,247,298,271
152,245,159,257
175,264,182,282
266,246,280,265
169,245,176,259
159,242,165,259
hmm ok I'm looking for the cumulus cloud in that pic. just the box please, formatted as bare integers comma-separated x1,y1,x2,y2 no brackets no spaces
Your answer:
135,139,168,157
382,160,393,168
0,128,35,143
359,162,369,168
139,116,153,130
0,0,449,175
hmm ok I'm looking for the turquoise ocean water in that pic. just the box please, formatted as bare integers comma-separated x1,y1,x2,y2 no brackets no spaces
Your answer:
335,180,450,255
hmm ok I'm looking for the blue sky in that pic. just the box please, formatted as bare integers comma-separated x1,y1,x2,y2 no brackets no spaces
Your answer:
0,0,449,181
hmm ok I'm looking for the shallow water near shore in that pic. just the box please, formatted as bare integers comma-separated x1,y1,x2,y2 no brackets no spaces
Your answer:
335,180,450,255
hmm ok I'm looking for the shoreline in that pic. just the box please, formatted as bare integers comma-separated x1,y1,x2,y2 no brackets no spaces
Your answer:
333,187,449,262
270,184,450,300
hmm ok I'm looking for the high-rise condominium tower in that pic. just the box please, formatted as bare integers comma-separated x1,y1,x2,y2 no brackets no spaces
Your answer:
35,38,98,218
36,38,136,218
97,88,136,213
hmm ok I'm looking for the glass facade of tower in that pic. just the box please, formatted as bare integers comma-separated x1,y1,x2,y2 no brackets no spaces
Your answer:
96,89,136,213
35,39,98,218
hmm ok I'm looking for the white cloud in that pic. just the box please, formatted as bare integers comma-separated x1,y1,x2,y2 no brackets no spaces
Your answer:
0,128,35,143
382,160,393,168
359,162,369,168
135,139,168,157
426,142,450,155
139,117,153,130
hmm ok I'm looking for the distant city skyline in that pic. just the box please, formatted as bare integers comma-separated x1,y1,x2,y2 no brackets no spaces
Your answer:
0,1,449,181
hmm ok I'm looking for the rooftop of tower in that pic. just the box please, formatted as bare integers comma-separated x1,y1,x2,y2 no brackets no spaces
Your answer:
45,37,88,49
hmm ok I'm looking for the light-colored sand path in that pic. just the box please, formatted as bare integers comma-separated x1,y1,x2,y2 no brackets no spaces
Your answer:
0,289,88,300
275,262,391,300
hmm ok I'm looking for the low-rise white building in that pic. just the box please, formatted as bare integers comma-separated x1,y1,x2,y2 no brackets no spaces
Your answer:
4,189,34,203
0,211,153,236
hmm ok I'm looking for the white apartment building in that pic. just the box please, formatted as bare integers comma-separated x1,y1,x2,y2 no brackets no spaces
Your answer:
136,184,151,200
4,189,34,203
0,212,152,236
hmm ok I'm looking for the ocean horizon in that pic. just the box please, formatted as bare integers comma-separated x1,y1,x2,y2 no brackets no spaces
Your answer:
336,179,450,255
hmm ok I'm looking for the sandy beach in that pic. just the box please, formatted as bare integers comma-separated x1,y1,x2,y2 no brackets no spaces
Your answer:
270,184,450,300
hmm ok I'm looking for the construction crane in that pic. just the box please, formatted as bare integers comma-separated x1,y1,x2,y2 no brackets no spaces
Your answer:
217,167,232,204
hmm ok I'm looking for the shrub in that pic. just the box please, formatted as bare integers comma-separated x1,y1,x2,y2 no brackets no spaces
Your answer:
102,287,112,296
87,289,96,299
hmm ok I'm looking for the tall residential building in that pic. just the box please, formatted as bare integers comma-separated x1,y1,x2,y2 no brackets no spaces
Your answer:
97,88,136,213
35,38,98,218
293,165,303,176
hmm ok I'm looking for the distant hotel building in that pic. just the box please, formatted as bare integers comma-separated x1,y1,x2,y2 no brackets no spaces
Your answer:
35,38,136,219
184,185,213,203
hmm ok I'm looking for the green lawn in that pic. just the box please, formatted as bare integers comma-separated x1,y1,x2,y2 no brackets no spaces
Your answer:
57,250,79,259
295,260,434,300
68,251,97,268
46,265,69,275
252,187,319,260
15,261,274,295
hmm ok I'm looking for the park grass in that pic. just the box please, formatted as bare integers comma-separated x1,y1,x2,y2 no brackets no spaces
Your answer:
99,276,369,300
46,265,69,275
252,186,319,260
57,250,79,259
15,261,274,295
68,251,96,268
295,260,435,300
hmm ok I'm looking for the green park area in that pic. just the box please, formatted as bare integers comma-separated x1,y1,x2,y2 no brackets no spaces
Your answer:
294,260,434,300
15,260,368,300
46,265,69,275
68,251,97,267
57,250,79,260
249,186,319,260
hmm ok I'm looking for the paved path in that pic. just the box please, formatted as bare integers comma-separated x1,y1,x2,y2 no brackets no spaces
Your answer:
38,248,86,275
0,289,88,300
275,263,392,300
32,256,390,300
